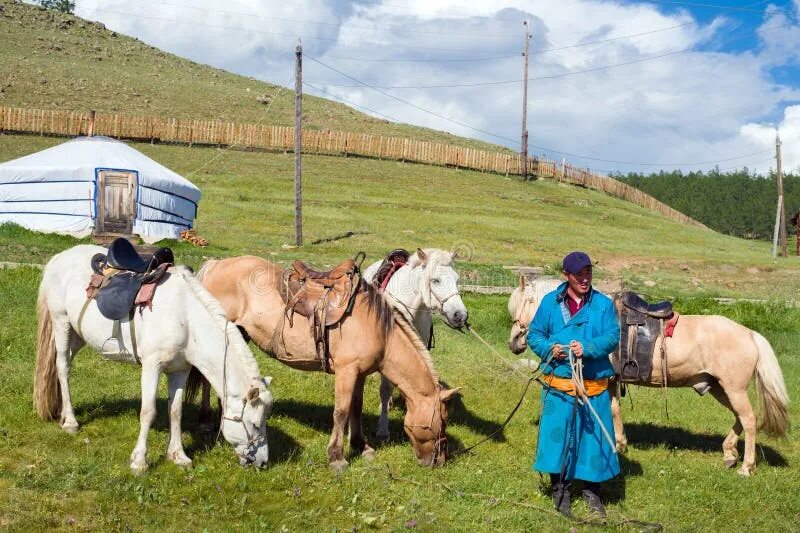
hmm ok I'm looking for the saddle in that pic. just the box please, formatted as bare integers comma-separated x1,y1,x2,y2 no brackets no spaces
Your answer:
613,291,677,383
280,252,365,371
374,248,410,290
79,238,173,364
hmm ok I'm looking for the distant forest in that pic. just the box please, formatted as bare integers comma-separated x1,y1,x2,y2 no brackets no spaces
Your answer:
616,169,800,240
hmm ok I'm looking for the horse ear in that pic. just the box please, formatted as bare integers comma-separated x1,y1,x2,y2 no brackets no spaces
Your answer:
416,248,427,263
450,249,459,261
440,387,462,402
262,376,273,388
519,275,526,290
247,386,260,402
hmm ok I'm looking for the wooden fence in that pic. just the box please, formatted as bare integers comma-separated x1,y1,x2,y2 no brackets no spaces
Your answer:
0,106,706,228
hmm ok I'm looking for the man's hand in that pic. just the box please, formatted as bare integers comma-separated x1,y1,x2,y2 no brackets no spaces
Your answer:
552,343,567,360
569,340,584,358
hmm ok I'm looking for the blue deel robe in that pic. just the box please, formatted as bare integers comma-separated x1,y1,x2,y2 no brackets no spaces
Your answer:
527,282,621,482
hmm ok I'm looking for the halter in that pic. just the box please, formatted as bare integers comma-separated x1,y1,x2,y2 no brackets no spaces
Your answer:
218,320,266,464
403,387,448,465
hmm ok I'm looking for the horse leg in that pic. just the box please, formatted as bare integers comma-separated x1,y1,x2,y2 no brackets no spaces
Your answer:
709,384,742,469
198,378,214,426
328,366,358,473
54,318,79,434
166,371,192,467
130,362,161,473
348,374,375,461
609,380,627,453
724,388,758,476
376,374,394,440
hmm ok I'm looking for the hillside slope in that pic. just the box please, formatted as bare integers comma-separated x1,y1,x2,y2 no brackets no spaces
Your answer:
0,0,503,150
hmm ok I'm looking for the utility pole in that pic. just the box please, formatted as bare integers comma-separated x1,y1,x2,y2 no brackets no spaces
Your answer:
520,20,531,180
294,40,303,247
772,131,786,257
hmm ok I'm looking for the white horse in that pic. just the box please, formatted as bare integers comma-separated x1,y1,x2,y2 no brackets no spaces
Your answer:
34,244,273,472
363,248,468,439
507,275,561,354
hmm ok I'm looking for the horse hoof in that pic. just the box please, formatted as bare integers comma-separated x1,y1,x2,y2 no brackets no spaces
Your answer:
61,423,79,435
616,443,628,454
329,459,348,474
170,454,193,468
724,459,737,469
375,431,389,442
130,462,149,475
737,466,753,477
362,448,376,462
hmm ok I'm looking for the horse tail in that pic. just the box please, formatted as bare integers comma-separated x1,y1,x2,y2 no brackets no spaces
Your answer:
752,331,790,438
184,366,203,404
34,290,61,420
195,259,217,283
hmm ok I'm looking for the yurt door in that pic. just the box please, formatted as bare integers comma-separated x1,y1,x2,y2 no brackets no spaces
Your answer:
96,171,137,234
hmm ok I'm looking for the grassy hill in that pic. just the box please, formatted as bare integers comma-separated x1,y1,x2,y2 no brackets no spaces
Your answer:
0,0,507,151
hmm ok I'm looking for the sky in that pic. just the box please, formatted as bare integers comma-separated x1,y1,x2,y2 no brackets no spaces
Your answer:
69,0,800,175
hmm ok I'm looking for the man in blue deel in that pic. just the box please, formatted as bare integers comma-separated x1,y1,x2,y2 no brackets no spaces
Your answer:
527,251,620,518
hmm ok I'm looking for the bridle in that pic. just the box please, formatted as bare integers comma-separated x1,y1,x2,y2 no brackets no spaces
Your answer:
403,387,448,466
218,320,266,465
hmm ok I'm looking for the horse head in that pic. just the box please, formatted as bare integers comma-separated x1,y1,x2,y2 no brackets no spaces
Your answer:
222,376,273,468
508,276,561,354
403,385,460,466
413,248,468,329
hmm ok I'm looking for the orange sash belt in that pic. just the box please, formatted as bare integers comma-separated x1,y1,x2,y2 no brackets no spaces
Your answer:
543,375,609,397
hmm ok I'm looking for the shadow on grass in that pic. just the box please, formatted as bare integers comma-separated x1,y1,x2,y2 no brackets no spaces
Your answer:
624,422,788,467
73,397,301,464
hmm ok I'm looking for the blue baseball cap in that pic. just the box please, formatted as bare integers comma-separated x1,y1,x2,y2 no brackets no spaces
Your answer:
562,251,592,274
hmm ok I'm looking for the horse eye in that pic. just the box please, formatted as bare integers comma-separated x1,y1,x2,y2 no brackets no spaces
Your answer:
432,278,440,284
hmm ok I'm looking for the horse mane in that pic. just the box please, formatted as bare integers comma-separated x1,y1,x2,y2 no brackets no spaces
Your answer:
390,307,440,383
177,266,261,382
357,279,394,341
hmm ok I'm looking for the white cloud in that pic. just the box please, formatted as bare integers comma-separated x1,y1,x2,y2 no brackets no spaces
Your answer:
72,0,800,174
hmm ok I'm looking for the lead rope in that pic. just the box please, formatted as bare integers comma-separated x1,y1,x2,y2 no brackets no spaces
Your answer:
567,348,617,451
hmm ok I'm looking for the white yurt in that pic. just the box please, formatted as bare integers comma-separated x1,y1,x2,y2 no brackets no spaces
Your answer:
0,136,201,243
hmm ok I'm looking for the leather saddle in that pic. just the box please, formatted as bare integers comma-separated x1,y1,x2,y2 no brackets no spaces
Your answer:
89,238,173,321
613,291,674,383
285,255,362,326
280,252,365,371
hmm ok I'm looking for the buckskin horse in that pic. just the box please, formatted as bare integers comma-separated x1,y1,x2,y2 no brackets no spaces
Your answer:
34,244,272,472
196,255,460,471
507,278,789,476
362,248,468,440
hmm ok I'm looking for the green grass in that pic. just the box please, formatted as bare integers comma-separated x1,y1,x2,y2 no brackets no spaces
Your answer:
0,0,506,152
0,265,798,531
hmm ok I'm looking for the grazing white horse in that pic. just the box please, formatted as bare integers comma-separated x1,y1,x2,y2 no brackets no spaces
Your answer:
34,245,273,472
363,248,468,439
507,275,561,354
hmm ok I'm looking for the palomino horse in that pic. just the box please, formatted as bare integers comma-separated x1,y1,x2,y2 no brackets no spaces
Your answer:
508,278,790,476
362,248,468,439
34,245,273,472
197,255,460,471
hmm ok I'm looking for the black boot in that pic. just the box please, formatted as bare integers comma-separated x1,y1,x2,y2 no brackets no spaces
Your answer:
550,474,572,517
582,482,607,519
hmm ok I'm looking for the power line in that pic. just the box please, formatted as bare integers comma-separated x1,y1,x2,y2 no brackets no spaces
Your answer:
324,22,693,63
304,82,404,123
308,20,795,89
306,55,779,168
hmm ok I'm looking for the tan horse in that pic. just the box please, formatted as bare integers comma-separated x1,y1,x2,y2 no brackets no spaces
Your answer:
197,256,459,471
609,295,789,477
509,281,790,476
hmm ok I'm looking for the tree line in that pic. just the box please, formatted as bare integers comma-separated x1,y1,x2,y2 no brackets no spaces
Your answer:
615,169,800,240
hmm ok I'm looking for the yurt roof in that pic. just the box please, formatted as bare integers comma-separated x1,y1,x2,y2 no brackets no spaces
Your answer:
0,136,201,204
